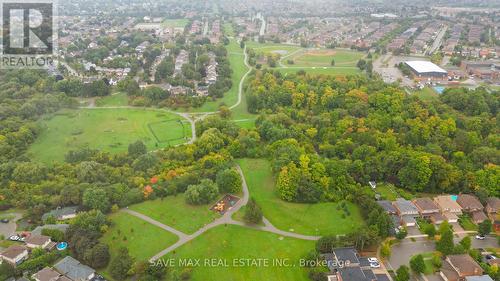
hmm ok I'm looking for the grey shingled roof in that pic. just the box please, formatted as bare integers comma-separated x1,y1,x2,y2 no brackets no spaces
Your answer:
394,198,419,214
42,206,78,221
31,224,69,236
377,201,397,214
54,256,95,281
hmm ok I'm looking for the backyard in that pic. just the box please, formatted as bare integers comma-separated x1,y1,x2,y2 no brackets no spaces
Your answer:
237,158,364,236
28,108,190,163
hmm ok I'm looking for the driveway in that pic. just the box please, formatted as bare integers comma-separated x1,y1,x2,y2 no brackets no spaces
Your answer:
0,213,22,238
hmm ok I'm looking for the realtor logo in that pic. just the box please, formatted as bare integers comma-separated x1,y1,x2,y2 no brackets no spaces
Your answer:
0,0,57,68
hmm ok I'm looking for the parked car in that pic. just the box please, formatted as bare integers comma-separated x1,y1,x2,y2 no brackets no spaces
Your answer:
8,235,20,241
0,219,9,223
368,257,379,263
475,235,486,240
485,255,497,260
370,262,381,268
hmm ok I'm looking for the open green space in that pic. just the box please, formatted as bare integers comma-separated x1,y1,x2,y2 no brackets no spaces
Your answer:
277,67,360,76
414,87,439,101
285,49,365,67
245,41,303,57
164,225,314,281
161,18,189,28
100,212,179,280
129,194,220,234
96,93,129,107
458,215,478,231
28,108,190,163
237,158,364,236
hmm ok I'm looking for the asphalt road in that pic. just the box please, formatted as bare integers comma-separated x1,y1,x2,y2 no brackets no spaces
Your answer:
385,236,498,270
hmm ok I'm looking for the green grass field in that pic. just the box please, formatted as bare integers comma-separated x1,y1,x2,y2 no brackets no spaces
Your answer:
129,194,220,234
100,212,179,280
96,93,129,106
163,225,314,281
277,67,360,76
28,108,190,163
161,18,189,28
237,159,364,236
285,49,365,67
414,87,439,101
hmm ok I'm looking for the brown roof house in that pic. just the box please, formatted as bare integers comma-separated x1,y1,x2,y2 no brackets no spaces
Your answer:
413,198,440,217
32,267,72,281
485,197,500,220
393,198,419,227
0,245,29,266
434,195,463,223
457,194,487,224
440,254,483,281
25,234,51,250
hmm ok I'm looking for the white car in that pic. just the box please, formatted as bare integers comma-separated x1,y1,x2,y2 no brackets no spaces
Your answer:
368,257,379,263
8,235,20,241
475,235,486,240
370,262,381,268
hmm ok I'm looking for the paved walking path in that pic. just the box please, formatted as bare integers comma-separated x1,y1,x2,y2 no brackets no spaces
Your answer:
124,164,320,262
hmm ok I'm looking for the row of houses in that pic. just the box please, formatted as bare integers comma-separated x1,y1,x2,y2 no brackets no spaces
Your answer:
32,256,98,281
378,195,499,228
0,234,54,266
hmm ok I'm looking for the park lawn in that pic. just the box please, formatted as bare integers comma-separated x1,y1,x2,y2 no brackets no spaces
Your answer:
287,49,365,67
28,108,190,163
100,212,179,280
414,87,439,101
161,18,189,28
129,194,220,234
277,67,360,76
163,225,314,281
237,158,364,236
96,93,129,106
245,41,303,56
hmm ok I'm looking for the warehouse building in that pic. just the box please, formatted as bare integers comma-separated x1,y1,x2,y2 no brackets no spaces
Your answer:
405,61,448,81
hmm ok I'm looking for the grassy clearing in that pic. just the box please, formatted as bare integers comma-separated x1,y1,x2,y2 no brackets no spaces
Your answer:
414,87,439,101
161,19,189,28
164,225,314,281
28,108,190,163
277,67,360,76
96,93,129,107
100,212,178,280
286,49,365,67
458,215,478,231
129,194,220,234
237,158,364,236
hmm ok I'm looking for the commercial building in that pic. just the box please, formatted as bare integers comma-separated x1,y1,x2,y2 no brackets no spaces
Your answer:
405,61,448,80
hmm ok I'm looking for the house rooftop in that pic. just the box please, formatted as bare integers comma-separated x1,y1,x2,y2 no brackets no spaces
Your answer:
333,247,359,264
486,197,500,212
393,198,418,213
33,267,72,281
457,194,483,210
42,206,78,221
54,256,95,281
465,276,494,281
25,234,50,246
377,200,397,214
338,267,373,281
31,224,69,236
447,254,483,276
413,198,439,212
434,195,462,211
0,245,27,259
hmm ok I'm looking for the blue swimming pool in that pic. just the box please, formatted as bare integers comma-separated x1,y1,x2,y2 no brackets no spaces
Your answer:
433,86,445,94
451,195,458,201
56,242,68,251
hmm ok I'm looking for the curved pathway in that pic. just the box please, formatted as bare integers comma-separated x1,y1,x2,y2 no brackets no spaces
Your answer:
123,164,320,262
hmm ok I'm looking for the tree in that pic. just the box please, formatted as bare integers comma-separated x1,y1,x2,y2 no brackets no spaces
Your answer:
380,241,391,258
436,226,454,255
395,265,410,281
410,254,425,273
244,198,263,224
424,224,436,238
84,243,110,269
109,247,134,280
478,219,492,236
216,168,242,194
185,179,219,205
396,227,408,240
459,236,471,251
83,187,110,213
128,141,147,158
330,59,335,66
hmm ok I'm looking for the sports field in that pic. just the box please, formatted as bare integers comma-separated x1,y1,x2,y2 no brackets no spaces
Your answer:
237,158,364,236
28,108,190,163
163,225,314,281
161,18,189,28
285,49,365,67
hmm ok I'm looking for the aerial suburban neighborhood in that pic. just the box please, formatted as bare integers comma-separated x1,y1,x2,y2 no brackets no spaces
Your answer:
0,0,498,281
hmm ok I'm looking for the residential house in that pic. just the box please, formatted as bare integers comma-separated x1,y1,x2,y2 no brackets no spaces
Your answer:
434,195,463,223
33,267,72,281
54,256,95,281
31,224,69,236
42,206,78,221
25,234,52,250
465,276,494,281
440,254,483,281
485,197,499,220
0,245,29,266
413,198,440,218
457,194,487,224
325,247,389,281
393,198,419,227
376,201,397,215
